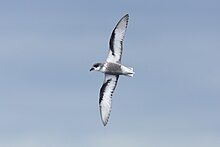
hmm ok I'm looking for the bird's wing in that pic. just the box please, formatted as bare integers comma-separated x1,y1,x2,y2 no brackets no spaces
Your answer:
106,14,129,63
99,74,119,126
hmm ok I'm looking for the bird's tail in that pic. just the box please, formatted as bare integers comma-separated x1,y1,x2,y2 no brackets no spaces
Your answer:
126,67,135,77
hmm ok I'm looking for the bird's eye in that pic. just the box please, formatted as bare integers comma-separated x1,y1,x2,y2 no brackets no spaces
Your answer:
94,64,99,68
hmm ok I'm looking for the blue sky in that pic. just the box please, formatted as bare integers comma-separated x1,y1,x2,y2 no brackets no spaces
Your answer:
0,0,220,146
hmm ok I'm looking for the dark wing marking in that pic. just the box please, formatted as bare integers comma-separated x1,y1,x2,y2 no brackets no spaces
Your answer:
107,14,129,63
99,74,119,126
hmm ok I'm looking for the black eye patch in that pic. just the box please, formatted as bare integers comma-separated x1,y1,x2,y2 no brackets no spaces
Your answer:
93,63,100,68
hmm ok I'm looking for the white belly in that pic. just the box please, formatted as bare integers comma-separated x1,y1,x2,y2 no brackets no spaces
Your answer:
101,62,134,77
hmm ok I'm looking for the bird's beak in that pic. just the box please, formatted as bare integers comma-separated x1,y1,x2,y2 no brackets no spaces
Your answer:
90,67,94,71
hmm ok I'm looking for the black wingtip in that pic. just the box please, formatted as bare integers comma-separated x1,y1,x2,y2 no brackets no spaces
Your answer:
124,14,129,18
102,118,109,126
122,14,129,24
100,113,108,127
103,122,107,126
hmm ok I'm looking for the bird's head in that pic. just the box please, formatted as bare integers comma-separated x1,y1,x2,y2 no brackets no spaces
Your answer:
90,63,102,72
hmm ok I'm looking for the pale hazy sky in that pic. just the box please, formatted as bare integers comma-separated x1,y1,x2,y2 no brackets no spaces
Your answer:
0,0,220,147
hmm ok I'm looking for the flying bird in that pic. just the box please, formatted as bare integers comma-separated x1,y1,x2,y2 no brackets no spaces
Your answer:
90,14,134,126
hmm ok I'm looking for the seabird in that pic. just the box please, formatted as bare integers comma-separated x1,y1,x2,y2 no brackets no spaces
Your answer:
90,14,134,126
